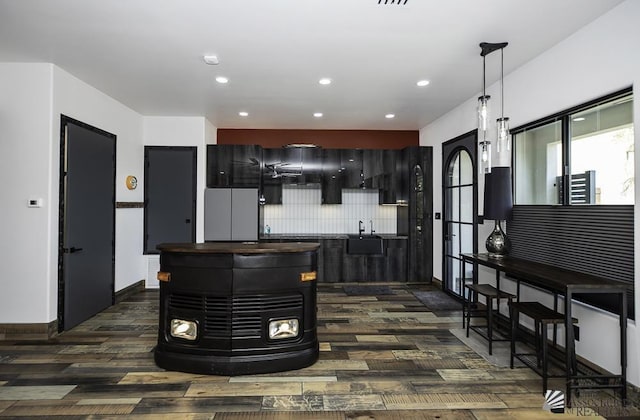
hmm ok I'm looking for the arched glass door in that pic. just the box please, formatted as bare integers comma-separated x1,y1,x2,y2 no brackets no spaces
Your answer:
443,132,477,297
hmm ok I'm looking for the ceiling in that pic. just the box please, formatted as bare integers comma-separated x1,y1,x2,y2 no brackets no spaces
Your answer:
0,0,624,130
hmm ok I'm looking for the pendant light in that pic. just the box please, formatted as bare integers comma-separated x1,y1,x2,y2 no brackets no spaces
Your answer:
478,47,491,175
496,46,510,157
478,42,508,174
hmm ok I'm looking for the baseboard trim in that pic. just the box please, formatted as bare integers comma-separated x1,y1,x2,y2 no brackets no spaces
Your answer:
0,320,58,340
115,279,146,303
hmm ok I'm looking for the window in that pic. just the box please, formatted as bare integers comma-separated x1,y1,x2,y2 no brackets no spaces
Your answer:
514,88,633,205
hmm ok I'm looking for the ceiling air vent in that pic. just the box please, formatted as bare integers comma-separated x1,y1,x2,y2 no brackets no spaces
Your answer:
378,0,408,4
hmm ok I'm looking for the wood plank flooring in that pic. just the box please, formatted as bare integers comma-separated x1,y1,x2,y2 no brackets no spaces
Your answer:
0,283,636,419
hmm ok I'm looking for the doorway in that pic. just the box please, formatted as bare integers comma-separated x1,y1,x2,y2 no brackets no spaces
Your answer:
442,131,478,297
58,116,116,331
144,146,197,254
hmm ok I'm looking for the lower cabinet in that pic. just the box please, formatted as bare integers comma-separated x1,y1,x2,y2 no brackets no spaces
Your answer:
322,239,343,282
266,237,408,282
343,255,386,282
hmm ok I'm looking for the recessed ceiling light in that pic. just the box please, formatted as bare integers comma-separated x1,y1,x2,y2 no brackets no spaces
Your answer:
203,55,219,65
318,78,332,85
215,76,229,84
313,112,323,118
573,117,586,122
239,111,249,117
417,80,430,87
385,114,395,119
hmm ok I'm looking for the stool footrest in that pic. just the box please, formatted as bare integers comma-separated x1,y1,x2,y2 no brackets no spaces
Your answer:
466,284,516,299
510,301,577,324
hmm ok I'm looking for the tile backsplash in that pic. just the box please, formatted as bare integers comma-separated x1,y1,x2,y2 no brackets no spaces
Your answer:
262,186,397,235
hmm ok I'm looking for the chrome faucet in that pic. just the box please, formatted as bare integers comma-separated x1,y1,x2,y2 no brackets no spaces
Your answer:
369,220,375,235
358,220,365,238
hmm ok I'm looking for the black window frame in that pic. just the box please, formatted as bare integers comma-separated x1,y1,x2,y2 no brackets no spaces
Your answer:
511,86,633,205
508,87,634,319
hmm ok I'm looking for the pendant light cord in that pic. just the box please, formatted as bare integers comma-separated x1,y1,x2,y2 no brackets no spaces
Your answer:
500,48,504,119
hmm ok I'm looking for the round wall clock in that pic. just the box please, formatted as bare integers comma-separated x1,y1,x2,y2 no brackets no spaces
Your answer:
126,175,138,190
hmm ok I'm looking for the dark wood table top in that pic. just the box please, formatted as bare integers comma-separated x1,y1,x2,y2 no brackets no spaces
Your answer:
158,242,320,254
461,253,629,293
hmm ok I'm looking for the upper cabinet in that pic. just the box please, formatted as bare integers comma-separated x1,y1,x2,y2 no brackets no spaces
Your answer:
207,145,424,207
231,145,261,187
378,149,401,204
207,145,261,188
280,146,321,186
262,147,283,204
207,145,233,187
321,149,342,204
340,149,363,189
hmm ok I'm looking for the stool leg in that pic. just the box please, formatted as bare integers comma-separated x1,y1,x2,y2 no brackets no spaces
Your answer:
535,321,541,368
542,322,548,394
466,290,473,338
510,306,517,369
487,297,493,355
462,287,467,329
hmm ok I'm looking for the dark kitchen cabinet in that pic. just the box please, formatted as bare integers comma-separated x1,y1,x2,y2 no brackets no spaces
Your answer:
343,255,367,281
232,145,261,187
321,149,343,204
278,146,321,185
207,145,233,187
342,253,391,282
399,146,433,283
261,148,283,204
340,149,363,189
322,239,343,282
207,145,261,187
385,239,408,281
363,149,383,190
378,149,401,204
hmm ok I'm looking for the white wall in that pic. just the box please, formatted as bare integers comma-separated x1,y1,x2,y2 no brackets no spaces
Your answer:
0,63,55,323
421,0,640,385
0,63,146,324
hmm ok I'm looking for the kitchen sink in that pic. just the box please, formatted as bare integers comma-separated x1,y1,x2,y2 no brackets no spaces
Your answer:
346,234,384,255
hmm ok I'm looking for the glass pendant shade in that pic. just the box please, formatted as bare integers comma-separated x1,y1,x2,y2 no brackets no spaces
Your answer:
478,95,491,132
479,139,492,175
478,94,492,174
496,117,510,152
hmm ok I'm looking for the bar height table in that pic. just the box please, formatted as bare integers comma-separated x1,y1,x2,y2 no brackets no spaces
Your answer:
461,253,628,407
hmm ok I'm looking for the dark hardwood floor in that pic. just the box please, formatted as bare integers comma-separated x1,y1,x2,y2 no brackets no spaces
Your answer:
0,283,635,419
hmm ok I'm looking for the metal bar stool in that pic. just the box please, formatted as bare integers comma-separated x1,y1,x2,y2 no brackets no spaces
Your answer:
509,301,578,393
464,283,515,355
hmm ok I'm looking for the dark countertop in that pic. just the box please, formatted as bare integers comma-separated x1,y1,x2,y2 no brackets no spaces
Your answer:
157,242,320,254
260,234,408,240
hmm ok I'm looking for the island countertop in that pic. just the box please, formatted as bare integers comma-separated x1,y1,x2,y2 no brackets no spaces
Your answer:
157,241,320,254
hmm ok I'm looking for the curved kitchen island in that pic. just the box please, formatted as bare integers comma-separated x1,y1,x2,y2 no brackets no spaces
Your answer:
154,242,320,375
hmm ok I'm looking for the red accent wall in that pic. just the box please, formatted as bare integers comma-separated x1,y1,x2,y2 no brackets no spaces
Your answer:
217,129,418,149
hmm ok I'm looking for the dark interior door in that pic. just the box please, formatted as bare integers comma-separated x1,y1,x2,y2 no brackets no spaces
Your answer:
60,116,116,331
442,131,477,297
144,146,197,253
